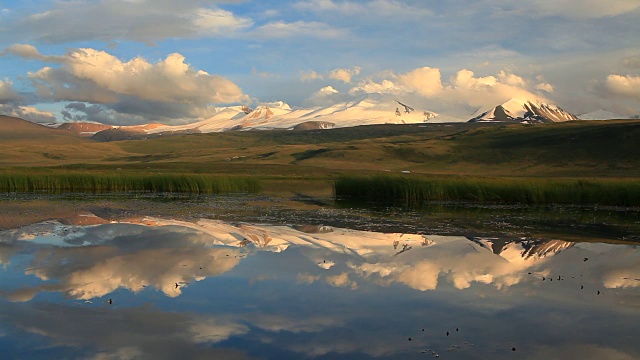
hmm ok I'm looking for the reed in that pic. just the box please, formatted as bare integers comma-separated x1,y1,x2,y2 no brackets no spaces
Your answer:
334,175,640,207
0,172,261,194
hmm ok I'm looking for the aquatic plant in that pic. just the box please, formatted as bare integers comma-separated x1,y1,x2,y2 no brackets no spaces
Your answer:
0,172,261,194
334,175,640,206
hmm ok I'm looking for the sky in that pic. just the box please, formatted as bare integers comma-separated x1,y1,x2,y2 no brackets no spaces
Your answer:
0,0,639,125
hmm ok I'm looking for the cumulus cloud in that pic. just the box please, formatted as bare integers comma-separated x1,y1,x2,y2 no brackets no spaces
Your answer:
328,66,361,83
0,78,20,103
398,66,443,97
347,66,546,114
4,45,247,124
0,104,56,123
315,85,339,96
605,75,640,100
0,77,56,122
7,0,252,44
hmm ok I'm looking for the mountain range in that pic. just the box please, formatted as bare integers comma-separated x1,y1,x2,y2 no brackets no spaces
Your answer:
469,98,578,123
17,94,633,140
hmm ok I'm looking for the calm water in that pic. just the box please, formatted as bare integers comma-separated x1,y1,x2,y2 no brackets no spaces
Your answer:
0,198,639,359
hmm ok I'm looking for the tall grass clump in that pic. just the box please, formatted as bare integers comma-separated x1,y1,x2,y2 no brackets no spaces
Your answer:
0,172,261,194
334,175,640,207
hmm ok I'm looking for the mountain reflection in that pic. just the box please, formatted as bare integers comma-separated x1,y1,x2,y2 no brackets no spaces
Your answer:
0,212,639,359
1,212,638,303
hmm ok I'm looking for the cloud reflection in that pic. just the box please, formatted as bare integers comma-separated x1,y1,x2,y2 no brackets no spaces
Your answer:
2,213,639,305
0,213,639,359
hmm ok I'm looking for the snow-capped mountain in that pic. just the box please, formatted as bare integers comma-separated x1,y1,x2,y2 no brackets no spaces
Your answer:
469,98,578,123
81,93,461,140
38,94,589,141
578,109,628,120
469,237,574,260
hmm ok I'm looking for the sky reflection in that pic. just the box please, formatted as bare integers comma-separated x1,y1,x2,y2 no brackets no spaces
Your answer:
0,213,638,359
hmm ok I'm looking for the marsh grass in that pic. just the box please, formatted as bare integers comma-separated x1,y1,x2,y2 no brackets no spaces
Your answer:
334,175,640,207
0,172,261,194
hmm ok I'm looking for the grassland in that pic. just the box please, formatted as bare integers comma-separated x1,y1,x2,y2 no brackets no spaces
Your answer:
334,175,640,206
1,115,639,203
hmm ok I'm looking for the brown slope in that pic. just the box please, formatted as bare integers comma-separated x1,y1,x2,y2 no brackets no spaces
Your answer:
0,115,126,167
0,115,58,139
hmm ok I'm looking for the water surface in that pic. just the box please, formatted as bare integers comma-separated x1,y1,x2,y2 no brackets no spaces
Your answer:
1,203,639,359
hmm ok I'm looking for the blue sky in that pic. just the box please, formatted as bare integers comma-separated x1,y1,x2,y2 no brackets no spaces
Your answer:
0,0,639,124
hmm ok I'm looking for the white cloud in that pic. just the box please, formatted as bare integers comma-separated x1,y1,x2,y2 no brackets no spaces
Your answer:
0,104,56,123
527,0,640,19
8,0,253,43
348,66,546,114
536,82,554,93
189,8,253,36
349,79,402,95
4,45,247,124
316,85,339,96
0,78,57,123
498,70,527,87
293,0,432,18
300,70,324,81
605,74,640,100
328,66,361,83
254,21,345,38
304,85,349,106
294,0,364,12
0,78,20,103
368,0,433,17
398,66,443,97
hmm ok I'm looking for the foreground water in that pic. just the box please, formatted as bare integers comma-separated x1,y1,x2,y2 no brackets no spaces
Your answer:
0,194,639,359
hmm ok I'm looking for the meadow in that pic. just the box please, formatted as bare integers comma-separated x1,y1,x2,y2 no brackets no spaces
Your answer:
1,115,639,205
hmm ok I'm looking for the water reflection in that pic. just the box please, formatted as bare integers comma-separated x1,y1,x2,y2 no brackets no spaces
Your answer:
0,212,639,359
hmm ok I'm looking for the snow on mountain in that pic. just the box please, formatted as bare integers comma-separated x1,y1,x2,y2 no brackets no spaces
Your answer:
469,98,578,123
96,93,457,138
578,109,628,120
470,237,574,266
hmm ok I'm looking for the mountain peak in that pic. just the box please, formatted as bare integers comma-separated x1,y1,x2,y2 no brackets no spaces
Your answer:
469,98,578,123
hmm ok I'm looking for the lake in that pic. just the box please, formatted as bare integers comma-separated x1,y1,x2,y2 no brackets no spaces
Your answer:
0,192,639,359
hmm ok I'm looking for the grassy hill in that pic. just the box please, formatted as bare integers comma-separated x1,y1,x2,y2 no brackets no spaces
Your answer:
0,116,127,167
1,116,639,178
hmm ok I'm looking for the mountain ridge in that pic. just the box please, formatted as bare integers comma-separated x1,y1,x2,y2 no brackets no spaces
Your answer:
469,98,578,123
